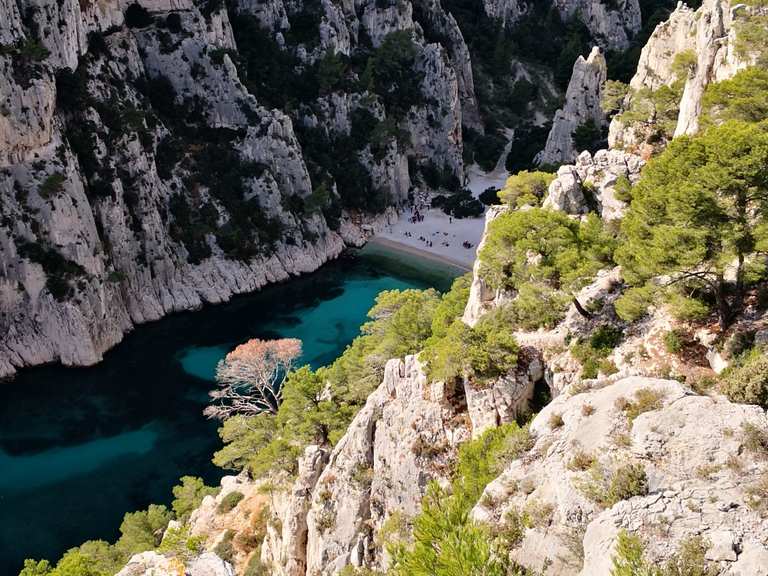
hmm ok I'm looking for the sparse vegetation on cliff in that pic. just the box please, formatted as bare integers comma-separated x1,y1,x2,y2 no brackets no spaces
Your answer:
212,278,471,476
388,423,533,576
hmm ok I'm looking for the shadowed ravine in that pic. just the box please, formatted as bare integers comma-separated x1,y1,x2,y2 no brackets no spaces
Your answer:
0,246,460,576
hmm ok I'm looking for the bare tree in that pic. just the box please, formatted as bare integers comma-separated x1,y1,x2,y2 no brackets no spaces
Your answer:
204,338,302,419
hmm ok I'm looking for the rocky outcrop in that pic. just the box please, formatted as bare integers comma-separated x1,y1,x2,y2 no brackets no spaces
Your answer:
412,0,481,128
537,46,608,166
485,0,641,50
464,347,544,438
608,0,752,150
554,0,641,50
117,551,234,576
252,356,469,574
473,376,768,575
482,0,528,28
543,148,644,220
462,205,508,326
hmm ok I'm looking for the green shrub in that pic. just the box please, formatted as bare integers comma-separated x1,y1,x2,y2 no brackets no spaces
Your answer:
431,190,484,218
621,388,665,422
478,187,500,205
740,421,768,456
115,504,173,556
157,525,205,561
502,283,571,330
701,67,768,126
663,329,685,354
425,306,519,384
548,412,564,429
572,119,605,154
589,325,623,351
601,80,629,116
611,531,717,576
567,449,595,471
213,530,236,563
578,461,647,508
171,476,219,521
497,170,554,207
243,555,270,576
39,173,66,198
614,286,654,322
388,424,532,576
17,240,86,301
479,208,615,293
125,3,153,28
217,491,245,514
720,347,768,408
571,325,622,379
667,293,711,322
361,30,425,117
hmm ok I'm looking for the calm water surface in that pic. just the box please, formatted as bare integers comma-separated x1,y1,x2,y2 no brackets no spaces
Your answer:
0,246,459,575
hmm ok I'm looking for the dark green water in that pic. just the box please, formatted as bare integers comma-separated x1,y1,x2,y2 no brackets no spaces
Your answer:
0,246,459,576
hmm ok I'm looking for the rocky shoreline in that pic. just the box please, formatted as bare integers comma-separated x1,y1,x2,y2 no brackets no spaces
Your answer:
0,210,396,379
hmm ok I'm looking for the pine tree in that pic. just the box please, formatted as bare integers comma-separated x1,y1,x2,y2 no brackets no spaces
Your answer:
616,120,768,328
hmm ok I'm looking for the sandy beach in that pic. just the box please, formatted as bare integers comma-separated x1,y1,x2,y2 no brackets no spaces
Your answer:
367,236,474,271
373,164,510,269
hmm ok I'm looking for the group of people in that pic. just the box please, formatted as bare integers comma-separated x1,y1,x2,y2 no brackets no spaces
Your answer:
396,199,476,253
409,209,424,223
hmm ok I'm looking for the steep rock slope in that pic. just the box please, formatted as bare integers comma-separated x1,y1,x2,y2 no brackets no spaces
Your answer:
608,0,754,150
537,46,608,166
483,0,641,50
473,376,768,575
0,0,478,377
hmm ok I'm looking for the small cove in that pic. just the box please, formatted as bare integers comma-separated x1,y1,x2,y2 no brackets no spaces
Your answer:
0,245,460,575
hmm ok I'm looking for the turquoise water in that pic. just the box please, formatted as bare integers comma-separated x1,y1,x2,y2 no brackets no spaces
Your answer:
0,246,459,575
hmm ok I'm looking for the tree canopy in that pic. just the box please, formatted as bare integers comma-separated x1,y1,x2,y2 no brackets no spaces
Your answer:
615,120,768,327
479,207,615,293
497,170,554,207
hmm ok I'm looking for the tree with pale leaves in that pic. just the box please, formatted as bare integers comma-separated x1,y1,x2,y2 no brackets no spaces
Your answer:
204,338,302,419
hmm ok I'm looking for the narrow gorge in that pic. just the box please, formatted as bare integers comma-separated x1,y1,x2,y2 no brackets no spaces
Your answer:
3,0,768,574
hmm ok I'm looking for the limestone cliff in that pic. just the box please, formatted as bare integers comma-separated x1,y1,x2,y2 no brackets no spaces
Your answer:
543,149,644,221
473,376,768,575
608,0,754,151
0,0,477,377
537,46,608,166
483,0,641,50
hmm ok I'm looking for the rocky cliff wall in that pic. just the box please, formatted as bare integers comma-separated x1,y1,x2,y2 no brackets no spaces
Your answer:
0,0,477,377
537,46,608,166
608,0,753,150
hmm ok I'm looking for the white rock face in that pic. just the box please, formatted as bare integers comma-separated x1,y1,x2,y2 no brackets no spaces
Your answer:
0,58,57,166
407,43,464,179
464,348,544,438
0,0,25,45
462,205,508,327
262,446,330,576
482,0,528,27
538,47,608,166
413,0,481,128
608,0,751,150
0,0,474,377
484,0,640,49
472,376,768,575
554,0,641,50
301,355,470,574
543,148,644,220
116,551,234,576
